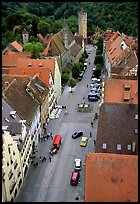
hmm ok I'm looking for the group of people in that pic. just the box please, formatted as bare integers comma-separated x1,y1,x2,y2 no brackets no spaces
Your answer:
40,132,53,142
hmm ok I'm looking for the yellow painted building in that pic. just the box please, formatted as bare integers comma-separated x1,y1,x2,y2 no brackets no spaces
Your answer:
2,131,23,202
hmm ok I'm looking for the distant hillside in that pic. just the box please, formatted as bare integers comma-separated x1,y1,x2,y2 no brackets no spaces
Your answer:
2,2,138,49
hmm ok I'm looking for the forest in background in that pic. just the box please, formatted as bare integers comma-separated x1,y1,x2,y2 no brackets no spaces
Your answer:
2,2,138,50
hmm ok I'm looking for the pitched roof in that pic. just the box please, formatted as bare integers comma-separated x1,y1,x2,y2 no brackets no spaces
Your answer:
26,75,49,104
104,78,138,104
2,51,31,68
85,153,138,202
2,68,51,88
2,75,39,124
69,42,82,57
10,41,23,52
74,33,83,46
106,35,123,65
95,103,138,155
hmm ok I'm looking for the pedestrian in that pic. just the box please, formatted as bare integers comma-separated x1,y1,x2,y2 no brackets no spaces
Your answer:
50,133,53,139
91,122,93,127
41,158,44,162
36,162,38,166
94,140,96,145
40,156,42,161
90,132,92,137
33,163,36,167
49,156,52,162
87,84,88,88
43,156,46,161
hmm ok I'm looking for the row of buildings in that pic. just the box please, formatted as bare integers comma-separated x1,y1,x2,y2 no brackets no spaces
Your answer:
2,9,88,201
85,31,138,202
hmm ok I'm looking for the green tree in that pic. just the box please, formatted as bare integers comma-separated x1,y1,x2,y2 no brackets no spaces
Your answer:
72,64,80,79
69,77,76,92
94,66,101,78
37,20,51,37
29,36,38,43
24,42,44,58
31,46,40,59
61,73,69,85
94,55,103,65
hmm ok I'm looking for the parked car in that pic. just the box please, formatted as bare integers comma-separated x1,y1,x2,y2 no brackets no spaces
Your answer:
74,159,81,171
72,131,83,139
80,136,88,147
70,171,80,186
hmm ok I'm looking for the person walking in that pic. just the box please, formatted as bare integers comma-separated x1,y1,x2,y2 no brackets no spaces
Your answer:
49,156,52,162
90,132,92,137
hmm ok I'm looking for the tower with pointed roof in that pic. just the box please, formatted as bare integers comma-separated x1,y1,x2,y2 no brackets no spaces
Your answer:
78,8,87,46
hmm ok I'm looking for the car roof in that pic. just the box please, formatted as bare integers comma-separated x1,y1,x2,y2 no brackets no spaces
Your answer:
81,136,87,141
72,171,79,179
74,159,81,162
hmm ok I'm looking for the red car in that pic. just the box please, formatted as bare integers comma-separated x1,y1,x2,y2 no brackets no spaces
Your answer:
70,171,80,186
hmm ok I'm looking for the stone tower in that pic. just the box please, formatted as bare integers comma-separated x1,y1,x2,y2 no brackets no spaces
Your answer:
78,8,87,47
22,28,29,45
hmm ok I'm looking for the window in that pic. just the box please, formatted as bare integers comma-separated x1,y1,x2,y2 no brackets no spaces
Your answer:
8,147,11,154
124,99,129,102
127,145,131,150
125,87,130,91
102,143,107,149
135,114,138,120
117,144,121,150
135,129,138,134
8,170,13,180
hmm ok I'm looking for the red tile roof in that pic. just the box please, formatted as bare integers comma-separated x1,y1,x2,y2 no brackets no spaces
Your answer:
3,68,50,88
11,41,23,52
2,52,31,67
85,153,138,202
104,78,138,104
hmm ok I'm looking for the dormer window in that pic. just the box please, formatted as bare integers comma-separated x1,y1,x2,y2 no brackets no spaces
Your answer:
127,144,131,151
135,129,138,134
28,63,32,67
39,63,43,67
102,143,107,149
117,144,121,150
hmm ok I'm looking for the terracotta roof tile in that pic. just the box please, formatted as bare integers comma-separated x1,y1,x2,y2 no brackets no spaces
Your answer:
3,68,50,88
85,153,138,202
2,52,31,68
104,78,138,104
95,103,138,155
11,41,23,52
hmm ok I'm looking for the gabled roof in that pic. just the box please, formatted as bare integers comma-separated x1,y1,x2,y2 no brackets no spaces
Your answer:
10,41,23,52
69,42,82,57
42,26,75,57
85,153,138,202
104,78,138,104
26,75,49,104
95,103,138,155
2,68,51,88
2,75,39,124
106,35,123,65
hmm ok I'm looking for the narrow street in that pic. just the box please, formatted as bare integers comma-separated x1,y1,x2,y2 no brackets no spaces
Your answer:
15,45,101,202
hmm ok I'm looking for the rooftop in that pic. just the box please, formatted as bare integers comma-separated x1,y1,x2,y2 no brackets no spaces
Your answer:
104,78,138,104
95,103,138,155
85,153,138,202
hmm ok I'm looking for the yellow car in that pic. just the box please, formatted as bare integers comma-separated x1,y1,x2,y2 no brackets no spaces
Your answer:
80,137,88,147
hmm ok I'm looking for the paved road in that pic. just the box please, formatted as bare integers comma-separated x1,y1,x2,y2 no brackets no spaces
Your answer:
15,44,100,202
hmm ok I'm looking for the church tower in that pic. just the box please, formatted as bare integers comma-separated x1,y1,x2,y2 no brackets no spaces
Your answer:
78,8,87,47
